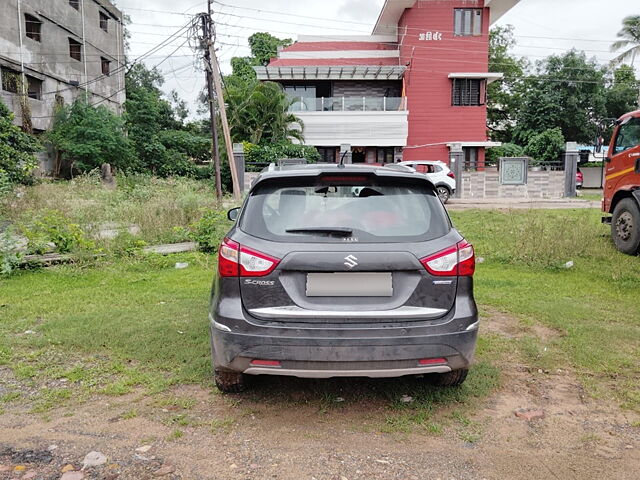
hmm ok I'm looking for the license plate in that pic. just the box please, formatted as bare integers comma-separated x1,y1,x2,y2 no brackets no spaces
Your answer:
306,273,392,297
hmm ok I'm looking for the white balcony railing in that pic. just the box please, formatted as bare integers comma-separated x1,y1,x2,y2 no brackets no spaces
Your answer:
288,96,407,112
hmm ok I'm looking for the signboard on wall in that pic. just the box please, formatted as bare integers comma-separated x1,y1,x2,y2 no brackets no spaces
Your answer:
499,157,529,185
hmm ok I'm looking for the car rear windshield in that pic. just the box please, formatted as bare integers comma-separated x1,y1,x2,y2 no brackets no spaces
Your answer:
239,175,451,243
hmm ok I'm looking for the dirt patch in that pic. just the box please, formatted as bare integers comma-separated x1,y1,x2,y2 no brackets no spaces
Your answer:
1,312,638,479
480,306,561,341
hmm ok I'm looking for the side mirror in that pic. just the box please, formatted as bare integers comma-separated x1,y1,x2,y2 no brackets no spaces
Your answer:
227,207,240,221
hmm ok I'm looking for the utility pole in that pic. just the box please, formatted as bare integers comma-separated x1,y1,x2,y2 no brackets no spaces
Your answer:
204,2,241,200
201,6,222,201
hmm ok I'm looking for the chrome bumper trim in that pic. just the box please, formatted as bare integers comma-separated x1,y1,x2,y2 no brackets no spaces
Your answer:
243,365,451,378
247,305,448,320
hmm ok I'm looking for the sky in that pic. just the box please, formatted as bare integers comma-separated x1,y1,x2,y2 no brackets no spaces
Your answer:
113,0,640,119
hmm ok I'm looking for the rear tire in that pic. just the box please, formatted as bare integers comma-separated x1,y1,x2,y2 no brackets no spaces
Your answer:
436,186,451,204
427,368,468,386
214,369,247,393
611,198,640,255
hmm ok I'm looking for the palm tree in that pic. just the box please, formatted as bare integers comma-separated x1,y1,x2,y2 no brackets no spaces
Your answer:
611,15,640,66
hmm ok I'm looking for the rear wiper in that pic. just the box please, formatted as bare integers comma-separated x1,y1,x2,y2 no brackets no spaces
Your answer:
285,227,353,237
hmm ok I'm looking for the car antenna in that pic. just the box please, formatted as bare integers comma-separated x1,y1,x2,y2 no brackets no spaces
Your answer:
338,150,348,168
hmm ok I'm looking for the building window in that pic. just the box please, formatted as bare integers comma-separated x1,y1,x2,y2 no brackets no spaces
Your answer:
452,78,483,106
69,38,82,61
376,147,394,164
454,8,482,36
101,57,111,75
1,67,20,94
316,147,336,163
25,14,42,42
69,0,79,10
27,76,42,100
99,12,109,32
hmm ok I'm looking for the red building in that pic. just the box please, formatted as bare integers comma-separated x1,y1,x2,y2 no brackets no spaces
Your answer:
254,0,520,167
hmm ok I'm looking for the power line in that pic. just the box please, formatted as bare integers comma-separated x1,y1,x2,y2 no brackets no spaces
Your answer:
211,0,622,44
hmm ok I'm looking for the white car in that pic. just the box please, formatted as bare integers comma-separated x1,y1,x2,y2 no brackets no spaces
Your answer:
397,161,456,203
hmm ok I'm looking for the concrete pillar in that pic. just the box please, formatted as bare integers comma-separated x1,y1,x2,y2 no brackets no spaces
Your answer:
450,142,464,199
232,143,245,193
339,143,352,165
563,141,578,198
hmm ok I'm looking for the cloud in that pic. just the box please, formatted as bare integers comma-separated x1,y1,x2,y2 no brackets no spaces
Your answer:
338,0,384,22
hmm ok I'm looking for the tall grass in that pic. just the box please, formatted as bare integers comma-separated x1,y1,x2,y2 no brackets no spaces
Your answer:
450,209,612,269
0,174,228,247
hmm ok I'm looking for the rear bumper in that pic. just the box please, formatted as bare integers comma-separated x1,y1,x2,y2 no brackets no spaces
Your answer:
209,287,478,378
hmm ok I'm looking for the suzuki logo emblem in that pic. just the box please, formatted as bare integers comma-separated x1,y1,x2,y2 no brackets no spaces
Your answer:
344,255,358,269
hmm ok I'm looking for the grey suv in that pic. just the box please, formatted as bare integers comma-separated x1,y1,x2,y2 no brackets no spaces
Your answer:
209,164,478,392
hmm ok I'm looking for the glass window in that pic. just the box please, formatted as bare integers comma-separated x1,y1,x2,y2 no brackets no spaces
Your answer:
240,177,450,243
613,117,640,154
25,14,42,42
285,85,316,111
454,8,482,37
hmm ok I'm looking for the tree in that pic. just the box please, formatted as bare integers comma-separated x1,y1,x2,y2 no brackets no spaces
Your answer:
513,50,606,144
229,32,293,81
487,25,529,142
125,63,209,177
47,98,136,175
610,15,640,67
224,76,303,145
605,65,639,119
0,100,40,184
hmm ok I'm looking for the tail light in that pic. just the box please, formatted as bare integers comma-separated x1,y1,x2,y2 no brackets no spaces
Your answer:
218,238,280,277
420,240,475,276
447,171,455,179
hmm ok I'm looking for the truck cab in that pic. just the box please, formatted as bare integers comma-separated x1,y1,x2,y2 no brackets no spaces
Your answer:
603,110,640,254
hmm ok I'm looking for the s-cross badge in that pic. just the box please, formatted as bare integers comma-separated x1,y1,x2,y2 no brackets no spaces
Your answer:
344,255,358,268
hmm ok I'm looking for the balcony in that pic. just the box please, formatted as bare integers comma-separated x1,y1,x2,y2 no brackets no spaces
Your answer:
289,97,408,147
288,96,407,112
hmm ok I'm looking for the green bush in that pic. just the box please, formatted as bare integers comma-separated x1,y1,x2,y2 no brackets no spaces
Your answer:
524,128,565,165
244,141,320,170
0,100,40,184
486,143,525,165
20,210,94,254
184,209,231,253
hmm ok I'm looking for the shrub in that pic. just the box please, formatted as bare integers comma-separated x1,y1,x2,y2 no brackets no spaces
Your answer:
185,209,231,253
47,99,137,174
524,128,565,165
244,141,320,169
486,143,525,165
20,210,94,254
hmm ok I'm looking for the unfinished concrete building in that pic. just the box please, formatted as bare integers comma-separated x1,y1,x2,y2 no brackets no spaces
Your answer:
0,0,126,171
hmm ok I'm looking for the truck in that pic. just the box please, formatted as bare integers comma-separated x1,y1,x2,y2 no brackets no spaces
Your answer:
602,109,640,255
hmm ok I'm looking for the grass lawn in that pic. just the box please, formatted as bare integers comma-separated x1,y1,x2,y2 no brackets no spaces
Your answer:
0,207,638,415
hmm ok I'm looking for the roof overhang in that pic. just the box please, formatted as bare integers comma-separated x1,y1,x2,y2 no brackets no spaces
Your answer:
372,0,520,35
254,65,406,81
279,50,399,60
484,0,521,24
448,72,504,84
372,0,415,36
